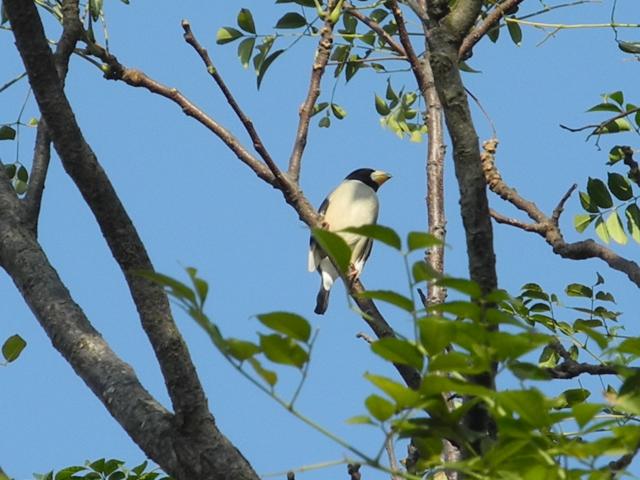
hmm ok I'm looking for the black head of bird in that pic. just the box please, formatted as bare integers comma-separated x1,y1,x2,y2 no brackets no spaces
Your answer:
308,168,391,315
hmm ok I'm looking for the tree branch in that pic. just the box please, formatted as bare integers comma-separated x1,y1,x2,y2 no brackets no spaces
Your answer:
181,20,282,184
287,1,338,183
24,0,82,233
481,140,640,288
459,0,525,59
82,19,422,392
2,5,261,480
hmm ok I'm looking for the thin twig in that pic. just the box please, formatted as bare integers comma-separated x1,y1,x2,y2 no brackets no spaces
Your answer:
182,20,280,181
287,1,338,183
560,106,640,139
344,4,406,56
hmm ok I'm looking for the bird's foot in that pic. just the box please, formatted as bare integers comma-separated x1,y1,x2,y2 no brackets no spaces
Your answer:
347,264,360,285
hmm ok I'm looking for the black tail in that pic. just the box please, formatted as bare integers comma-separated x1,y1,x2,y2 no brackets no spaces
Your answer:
314,287,330,315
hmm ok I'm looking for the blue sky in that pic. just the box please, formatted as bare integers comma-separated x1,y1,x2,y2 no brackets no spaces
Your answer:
1,1,639,478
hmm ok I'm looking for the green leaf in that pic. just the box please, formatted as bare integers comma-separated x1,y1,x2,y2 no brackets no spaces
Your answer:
594,216,610,244
605,91,624,106
587,103,622,113
579,191,599,213
587,178,613,209
14,180,28,195
54,466,86,480
216,27,244,45
311,228,351,273
595,291,615,303
225,338,260,361
318,116,331,128
237,8,256,34
407,232,443,251
618,40,640,54
371,337,423,370
2,334,26,362
257,49,284,89
487,25,499,43
342,224,401,250
596,118,632,134
312,102,329,116
237,37,256,69
364,373,420,408
418,317,454,356
506,18,522,45
510,361,552,380
330,103,347,119
133,270,196,304
345,415,376,425
357,290,413,312
0,125,16,140
607,173,633,201
4,163,16,179
89,0,102,21
498,389,549,428
436,277,481,299
256,311,311,342
259,334,308,368
275,0,316,6
375,94,390,115
625,204,640,243
565,283,592,298
606,211,628,245
275,12,307,29
248,357,278,386
608,146,625,165
572,403,602,428
16,165,28,182
365,394,395,421
552,388,590,409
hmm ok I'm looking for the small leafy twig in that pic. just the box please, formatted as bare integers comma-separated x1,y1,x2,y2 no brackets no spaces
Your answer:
287,0,338,183
344,3,406,57
560,106,640,140
481,139,640,288
459,0,525,59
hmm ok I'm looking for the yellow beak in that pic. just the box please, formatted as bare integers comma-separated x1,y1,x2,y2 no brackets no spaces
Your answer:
371,170,392,185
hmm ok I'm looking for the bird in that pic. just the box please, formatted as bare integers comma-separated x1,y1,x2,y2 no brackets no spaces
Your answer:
308,168,391,315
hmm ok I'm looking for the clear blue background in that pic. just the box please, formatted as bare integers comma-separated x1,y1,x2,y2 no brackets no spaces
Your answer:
1,1,639,478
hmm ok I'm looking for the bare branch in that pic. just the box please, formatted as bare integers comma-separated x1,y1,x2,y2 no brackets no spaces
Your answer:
287,2,338,183
384,436,403,480
551,184,577,226
490,209,544,233
86,43,276,186
609,440,640,478
481,140,640,288
621,145,640,185
560,105,640,139
459,0,525,59
348,464,362,480
388,0,427,89
181,21,281,181
22,123,51,233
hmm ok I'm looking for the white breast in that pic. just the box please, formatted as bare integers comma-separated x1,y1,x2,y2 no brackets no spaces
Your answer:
325,180,378,248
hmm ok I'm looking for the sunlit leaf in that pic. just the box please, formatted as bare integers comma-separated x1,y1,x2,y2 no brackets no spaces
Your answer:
256,311,311,342
225,338,260,361
365,394,394,421
2,334,26,362
407,232,443,251
237,8,256,34
357,290,413,312
594,217,610,244
216,27,244,45
237,37,256,69
565,283,592,298
625,204,640,243
248,357,278,386
311,228,350,273
259,334,308,368
342,224,401,250
257,49,284,89
371,337,423,370
605,211,627,245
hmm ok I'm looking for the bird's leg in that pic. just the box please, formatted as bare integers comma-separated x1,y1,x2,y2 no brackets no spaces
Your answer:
347,263,360,284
